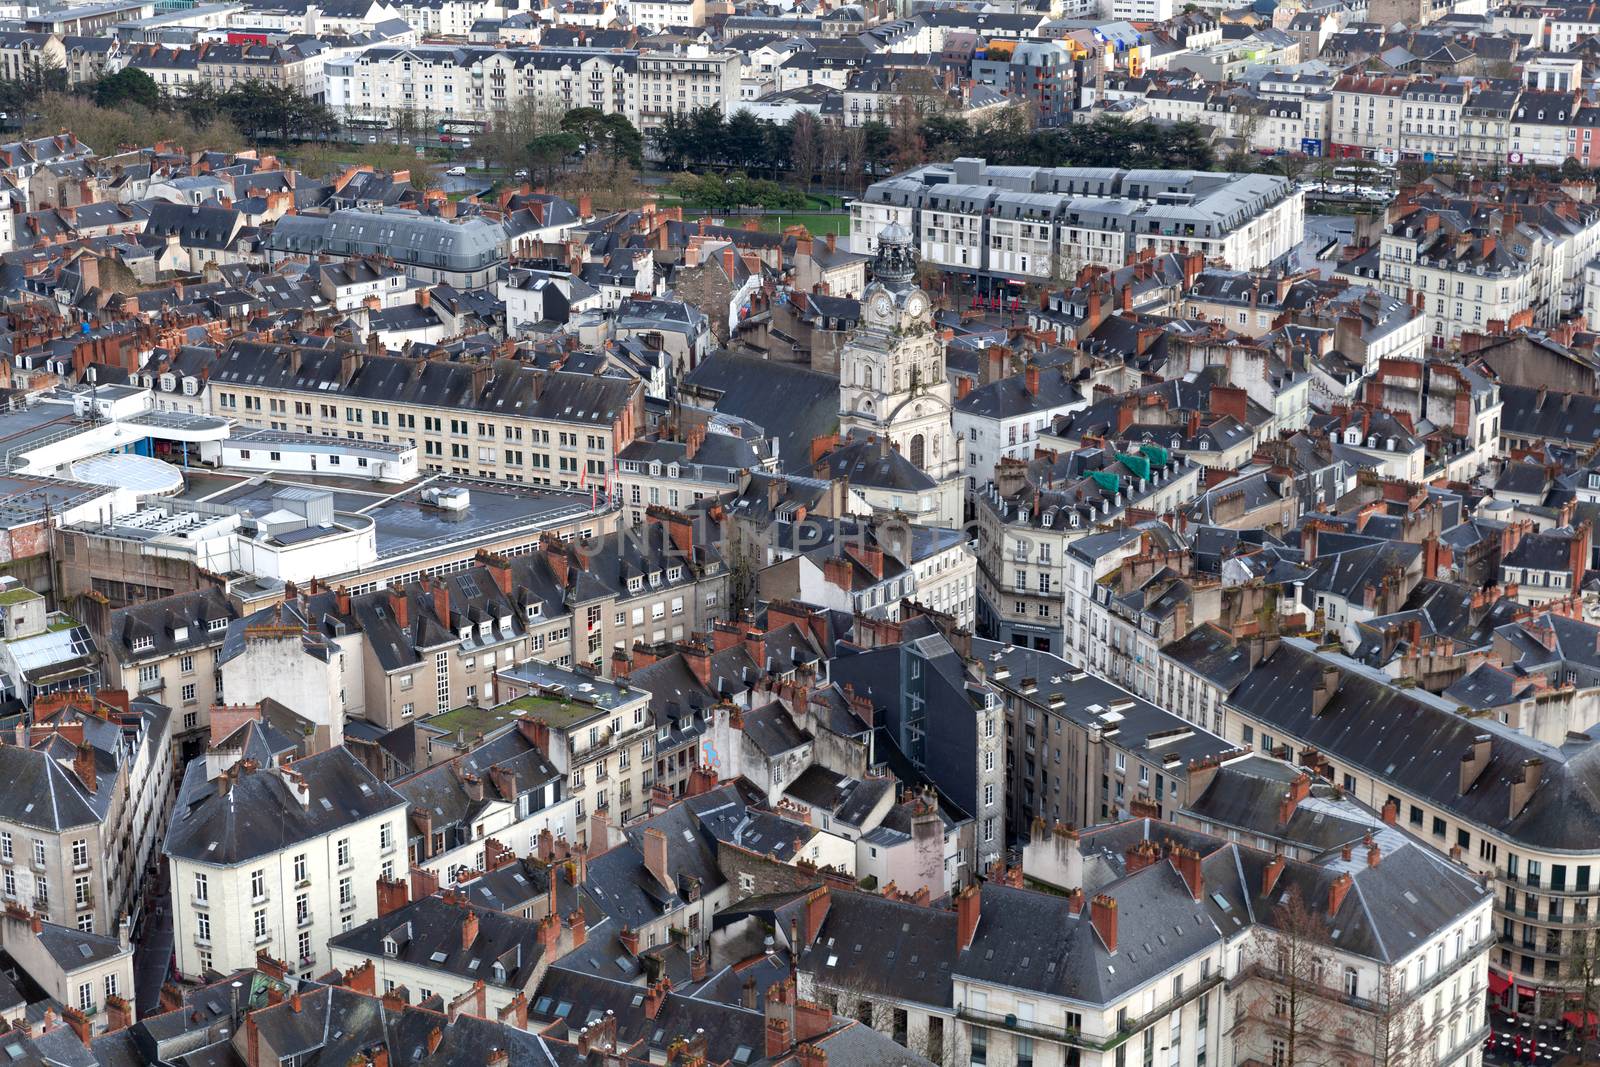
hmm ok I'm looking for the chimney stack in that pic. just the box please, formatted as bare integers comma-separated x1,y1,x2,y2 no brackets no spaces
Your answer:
955,884,980,951
1090,895,1118,953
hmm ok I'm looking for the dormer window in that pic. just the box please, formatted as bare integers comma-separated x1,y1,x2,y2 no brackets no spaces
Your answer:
160,374,175,392
383,937,397,958
493,962,507,982
183,378,198,396
458,626,472,641
131,635,154,652
649,570,661,586
666,566,683,582
627,576,642,593
173,626,189,642
525,604,542,620
477,621,491,638
207,618,228,633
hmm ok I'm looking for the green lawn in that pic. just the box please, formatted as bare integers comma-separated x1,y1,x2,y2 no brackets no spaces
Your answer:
684,211,849,235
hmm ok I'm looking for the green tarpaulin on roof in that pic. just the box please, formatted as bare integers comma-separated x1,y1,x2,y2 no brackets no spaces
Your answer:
1139,443,1170,468
1116,452,1150,481
1089,470,1120,494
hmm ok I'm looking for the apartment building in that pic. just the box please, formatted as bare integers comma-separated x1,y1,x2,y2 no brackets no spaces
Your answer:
0,908,134,1036
851,159,1304,281
1461,88,1520,165
486,661,655,838
0,31,64,84
953,364,1089,486
0,721,122,940
980,638,1234,831
800,808,1491,1067
206,343,643,490
263,210,506,288
973,450,1201,656
1509,90,1580,166
632,47,741,134
394,718,574,884
1195,634,1590,1013
328,892,547,1019
628,0,705,28
1330,74,1407,160
164,747,408,981
1400,79,1468,161
322,43,736,135
99,589,239,762
1378,210,1535,344
616,424,778,528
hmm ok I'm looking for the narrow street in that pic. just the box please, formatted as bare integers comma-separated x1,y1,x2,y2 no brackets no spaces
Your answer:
132,878,175,1016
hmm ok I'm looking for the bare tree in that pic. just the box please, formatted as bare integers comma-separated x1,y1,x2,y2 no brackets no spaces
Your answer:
1565,926,1600,1063
1368,963,1436,1067
827,124,866,193
789,111,822,192
886,95,926,173
1230,885,1342,1067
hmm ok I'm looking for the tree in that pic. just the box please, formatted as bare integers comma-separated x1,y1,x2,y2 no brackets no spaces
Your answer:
788,111,822,191
478,97,565,172
560,107,643,167
1367,961,1436,1067
1565,926,1600,1064
1267,154,1310,184
92,68,161,111
885,95,927,172
527,132,580,185
650,111,693,171
860,120,892,186
724,109,769,174
1231,885,1342,1067
686,106,727,168
921,111,970,159
17,54,64,100
830,124,866,191
218,81,336,142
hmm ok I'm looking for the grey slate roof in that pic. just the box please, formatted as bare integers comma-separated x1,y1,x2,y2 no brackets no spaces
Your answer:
164,747,406,866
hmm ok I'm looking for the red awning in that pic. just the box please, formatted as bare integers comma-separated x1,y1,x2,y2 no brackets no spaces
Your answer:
1563,1010,1598,1029
1488,972,1512,996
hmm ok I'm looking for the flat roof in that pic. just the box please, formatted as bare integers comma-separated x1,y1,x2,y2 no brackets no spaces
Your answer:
174,470,603,566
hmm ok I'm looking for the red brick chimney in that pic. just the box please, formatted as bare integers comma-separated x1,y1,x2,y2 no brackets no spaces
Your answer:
794,1000,832,1044
1328,872,1353,916
1262,854,1285,897
1090,895,1118,953
377,875,409,917
430,580,451,628
643,828,673,893
803,887,830,943
682,642,713,688
644,978,671,1020
1570,521,1591,588
1173,847,1204,902
1278,773,1311,824
462,910,479,950
956,884,980,950
1024,362,1039,396
388,587,409,629
73,744,95,793
766,1017,792,1058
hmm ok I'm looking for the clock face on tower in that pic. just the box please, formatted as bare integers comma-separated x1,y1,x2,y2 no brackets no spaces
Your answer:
906,293,927,318
871,293,893,321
